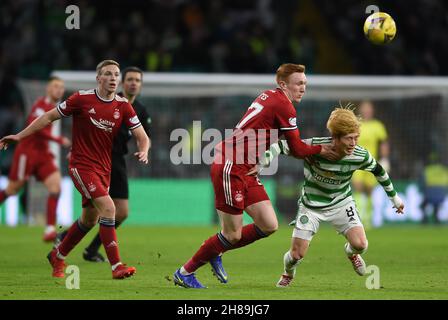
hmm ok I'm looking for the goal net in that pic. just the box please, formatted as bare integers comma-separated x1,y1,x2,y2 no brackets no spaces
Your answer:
3,73,447,227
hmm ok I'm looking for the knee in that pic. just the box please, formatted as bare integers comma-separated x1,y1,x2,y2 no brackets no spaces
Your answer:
115,208,129,222
80,216,97,229
259,221,278,236
101,204,116,218
222,231,242,244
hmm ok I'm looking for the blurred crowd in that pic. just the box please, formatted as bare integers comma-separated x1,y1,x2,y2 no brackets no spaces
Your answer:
1,0,447,79
1,0,448,175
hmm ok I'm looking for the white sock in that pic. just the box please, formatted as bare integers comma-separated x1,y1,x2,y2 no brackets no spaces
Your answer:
111,262,122,271
284,251,302,277
180,266,192,276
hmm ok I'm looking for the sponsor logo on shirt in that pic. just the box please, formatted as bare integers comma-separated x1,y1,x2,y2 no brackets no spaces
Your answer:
312,172,342,185
288,117,297,126
88,108,96,114
89,117,115,133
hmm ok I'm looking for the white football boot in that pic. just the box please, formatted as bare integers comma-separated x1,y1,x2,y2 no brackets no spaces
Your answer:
348,254,367,276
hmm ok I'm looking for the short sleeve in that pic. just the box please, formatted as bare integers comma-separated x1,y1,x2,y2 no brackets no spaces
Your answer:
57,92,81,117
123,102,142,130
275,102,297,131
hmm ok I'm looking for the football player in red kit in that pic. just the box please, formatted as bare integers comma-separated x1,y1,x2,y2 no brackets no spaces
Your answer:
0,60,150,279
0,77,71,242
173,63,338,288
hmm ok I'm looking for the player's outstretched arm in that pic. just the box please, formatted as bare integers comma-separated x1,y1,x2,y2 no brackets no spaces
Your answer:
0,108,62,150
282,130,339,160
262,140,289,166
282,129,320,159
371,162,404,214
247,140,290,175
131,125,150,164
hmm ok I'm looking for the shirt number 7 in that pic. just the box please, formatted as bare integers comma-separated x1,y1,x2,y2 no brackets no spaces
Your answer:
236,102,264,129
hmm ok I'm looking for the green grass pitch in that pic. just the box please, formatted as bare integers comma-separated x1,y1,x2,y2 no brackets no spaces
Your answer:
0,225,447,299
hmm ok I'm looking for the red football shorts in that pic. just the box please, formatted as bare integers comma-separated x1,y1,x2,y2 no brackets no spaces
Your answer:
9,147,58,182
69,167,110,208
210,160,270,215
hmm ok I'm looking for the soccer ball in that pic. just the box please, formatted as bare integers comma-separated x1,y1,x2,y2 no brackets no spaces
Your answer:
363,12,396,45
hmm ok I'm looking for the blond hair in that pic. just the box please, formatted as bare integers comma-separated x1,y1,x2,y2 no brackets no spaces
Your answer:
96,59,120,75
276,63,305,84
326,103,361,137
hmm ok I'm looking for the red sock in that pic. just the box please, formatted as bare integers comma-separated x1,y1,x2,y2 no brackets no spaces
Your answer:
99,217,121,267
0,190,8,204
58,219,90,257
46,194,59,226
227,224,267,251
184,233,229,273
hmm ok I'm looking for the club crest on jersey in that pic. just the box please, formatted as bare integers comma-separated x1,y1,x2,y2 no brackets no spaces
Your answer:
323,171,335,178
87,182,96,193
113,109,120,120
234,191,244,203
288,117,297,126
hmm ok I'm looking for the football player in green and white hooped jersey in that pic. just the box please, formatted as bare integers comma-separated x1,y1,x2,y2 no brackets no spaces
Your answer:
259,106,404,287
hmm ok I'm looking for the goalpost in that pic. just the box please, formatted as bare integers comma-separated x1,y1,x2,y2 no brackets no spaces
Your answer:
4,72,447,227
